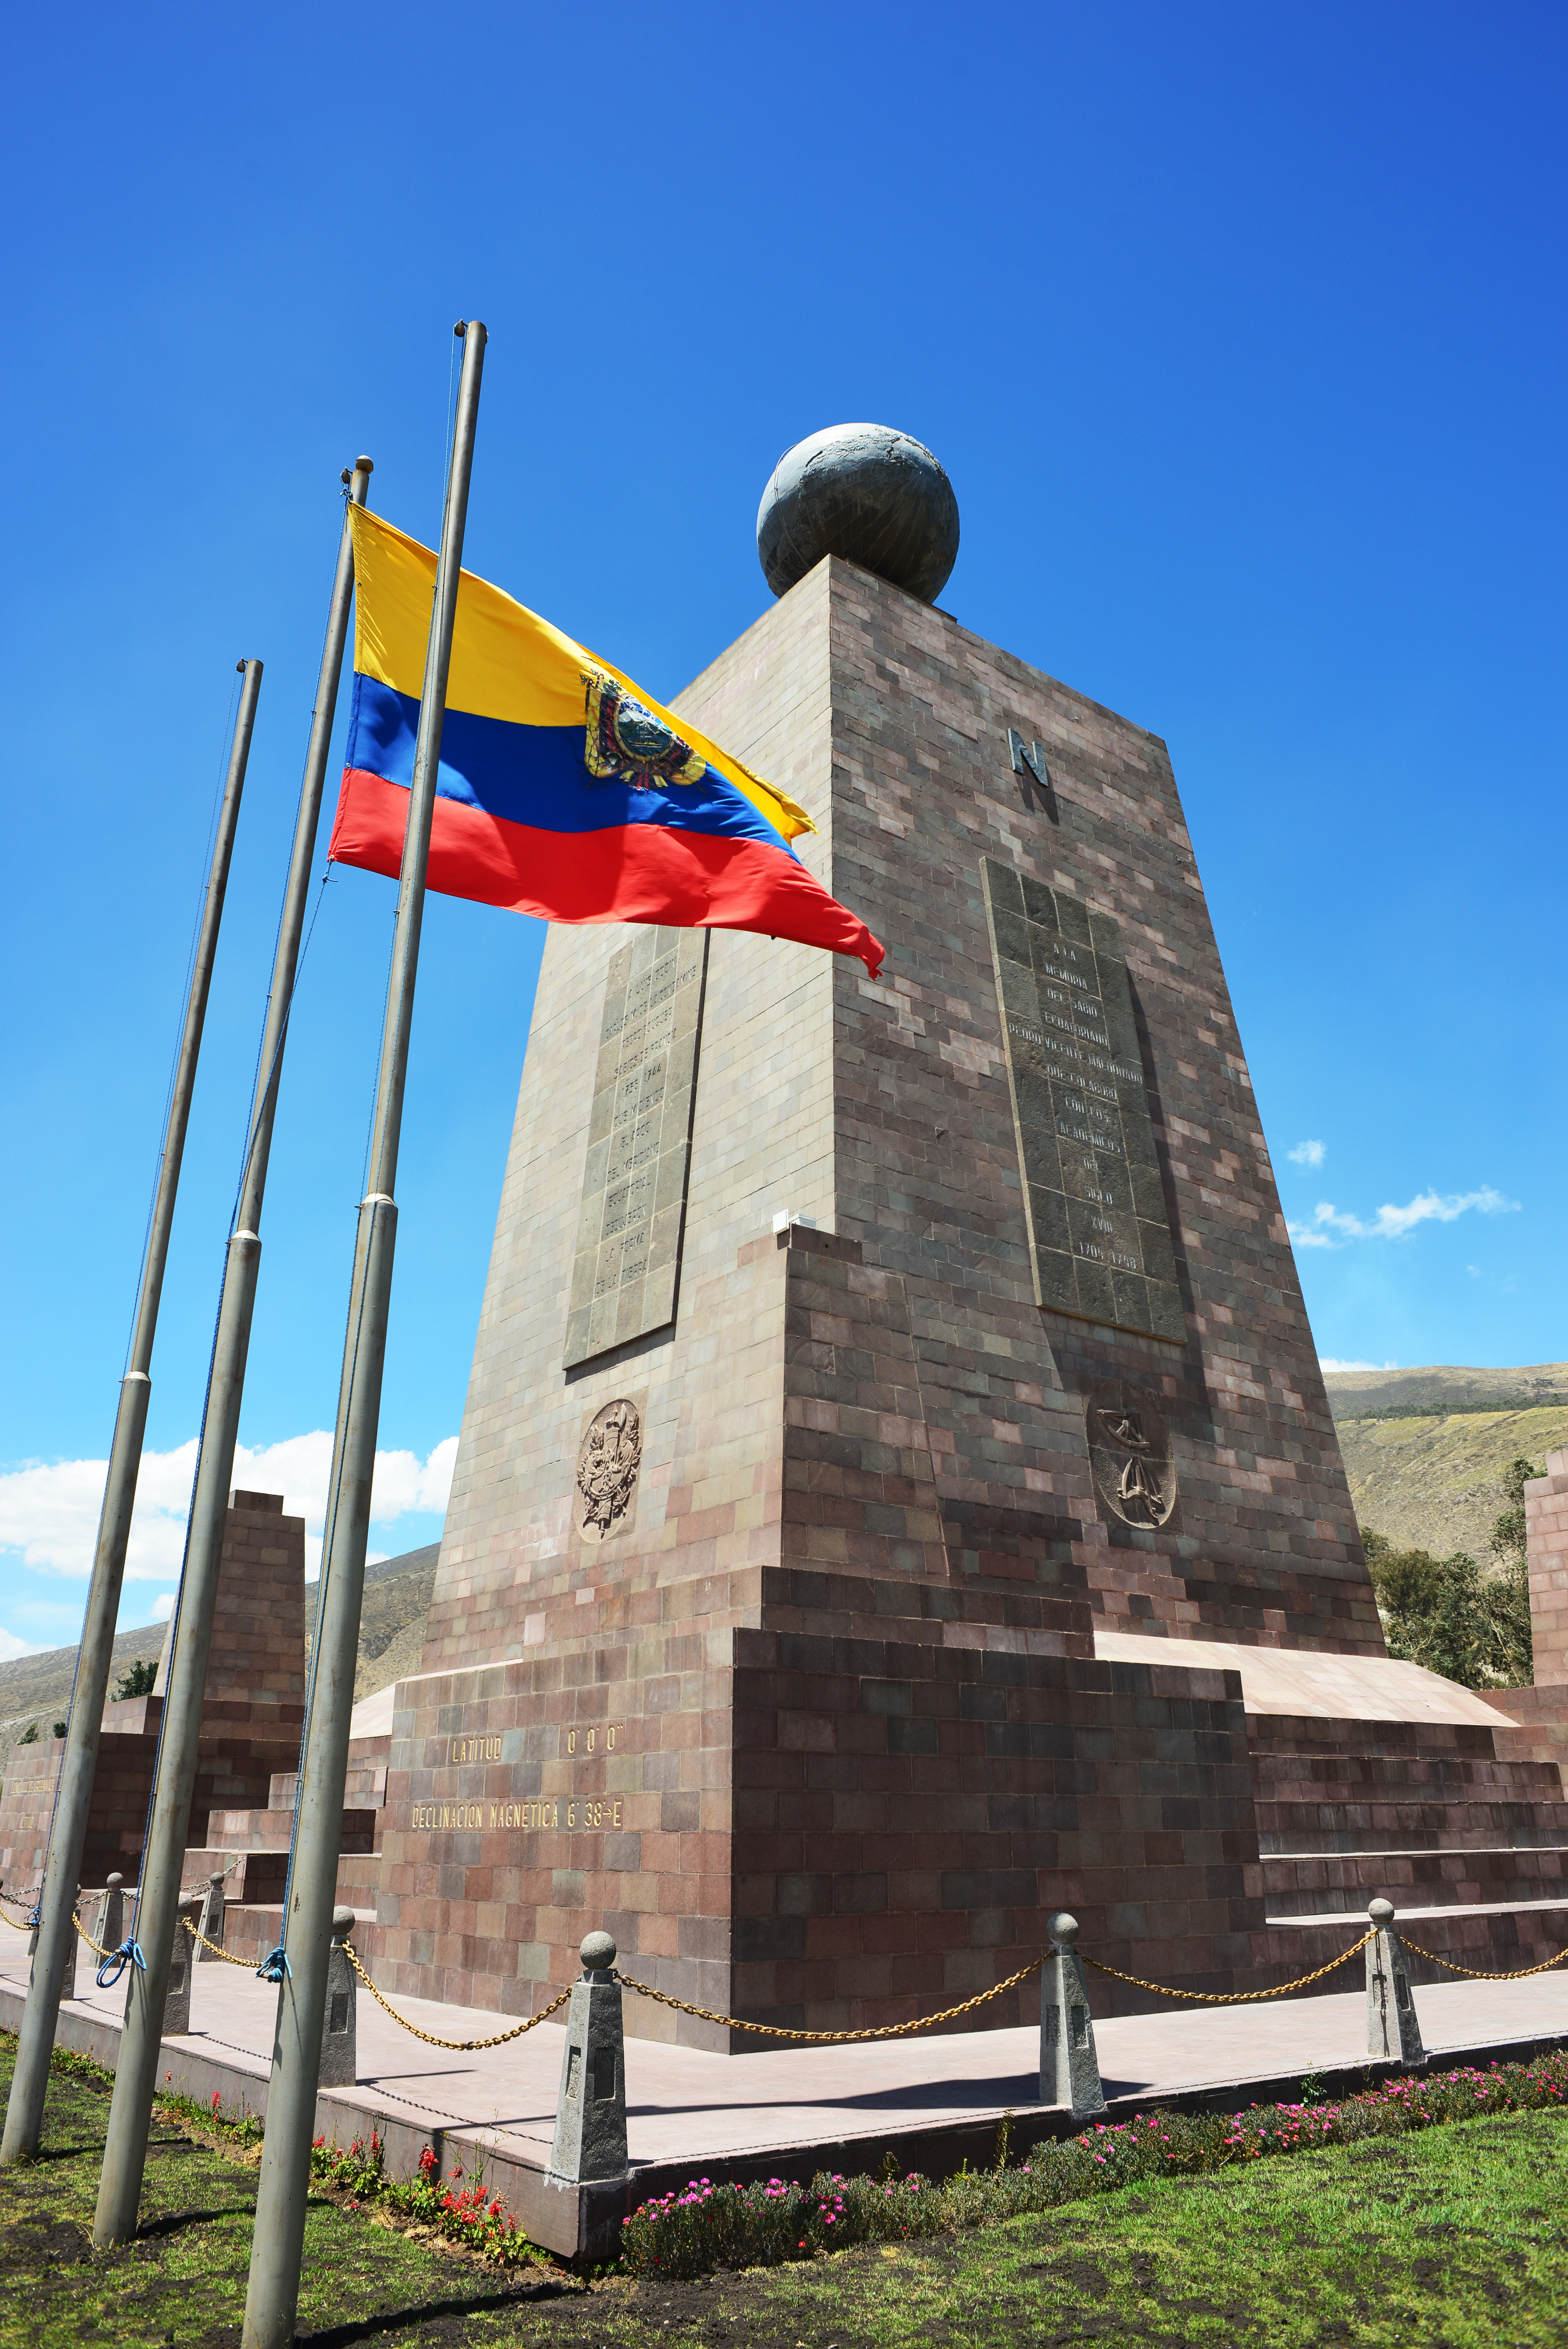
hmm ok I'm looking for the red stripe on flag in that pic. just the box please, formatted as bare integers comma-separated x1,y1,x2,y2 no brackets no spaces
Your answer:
329,768,884,977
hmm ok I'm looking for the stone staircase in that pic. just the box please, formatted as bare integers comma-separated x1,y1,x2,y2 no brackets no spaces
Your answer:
178,1740,390,1940
1245,1702,1568,1990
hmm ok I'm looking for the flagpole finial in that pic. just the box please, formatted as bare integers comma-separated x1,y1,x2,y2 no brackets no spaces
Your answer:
454,319,467,337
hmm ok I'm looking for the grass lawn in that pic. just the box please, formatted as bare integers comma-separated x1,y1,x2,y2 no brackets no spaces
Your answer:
2,2033,1566,2346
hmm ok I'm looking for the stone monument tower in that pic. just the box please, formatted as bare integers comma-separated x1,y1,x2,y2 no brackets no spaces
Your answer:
372,425,1379,2041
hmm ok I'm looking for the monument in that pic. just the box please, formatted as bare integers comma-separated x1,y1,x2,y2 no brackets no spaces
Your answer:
358,423,1431,2043
11,430,1567,2034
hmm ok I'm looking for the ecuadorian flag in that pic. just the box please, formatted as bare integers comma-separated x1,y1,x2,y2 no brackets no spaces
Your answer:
329,508,884,976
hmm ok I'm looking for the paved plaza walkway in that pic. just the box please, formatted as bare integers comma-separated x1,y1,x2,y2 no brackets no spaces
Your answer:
5,1939,1567,2180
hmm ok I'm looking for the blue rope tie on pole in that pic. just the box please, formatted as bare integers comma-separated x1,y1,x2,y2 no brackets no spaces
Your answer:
96,1940,146,1989
256,1944,291,1983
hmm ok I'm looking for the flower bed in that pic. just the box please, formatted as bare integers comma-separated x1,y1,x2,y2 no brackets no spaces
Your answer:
309,2131,548,2267
619,2046,1568,2279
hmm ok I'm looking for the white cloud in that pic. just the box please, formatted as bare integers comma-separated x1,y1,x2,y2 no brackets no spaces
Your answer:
0,1432,458,1582
1288,1139,1326,1167
1319,1358,1400,1374
151,1593,175,1621
0,1627,41,1661
1288,1187,1519,1252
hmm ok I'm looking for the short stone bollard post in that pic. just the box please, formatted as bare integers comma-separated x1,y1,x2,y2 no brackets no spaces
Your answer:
1366,1897,1425,2069
547,1929,628,2183
36,1884,80,2006
93,1875,126,1983
1040,1912,1106,2117
319,1908,358,2087
161,1895,202,2037
194,1870,226,1962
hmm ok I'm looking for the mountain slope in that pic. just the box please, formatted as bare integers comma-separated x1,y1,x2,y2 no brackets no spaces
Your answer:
1324,1365,1568,1562
2,1542,440,1752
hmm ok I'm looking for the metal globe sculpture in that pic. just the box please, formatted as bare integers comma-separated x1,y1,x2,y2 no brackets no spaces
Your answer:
756,424,959,604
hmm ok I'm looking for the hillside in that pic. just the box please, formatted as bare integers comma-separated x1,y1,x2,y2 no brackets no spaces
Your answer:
304,1543,438,1702
1322,1363,1568,1421
0,1620,169,1752
2,1542,440,1752
1324,1364,1568,1563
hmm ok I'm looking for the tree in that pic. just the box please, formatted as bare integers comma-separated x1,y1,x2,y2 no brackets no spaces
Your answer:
1489,1456,1544,1572
112,1658,157,1702
18,1722,39,1744
1362,1527,1532,1689
52,1719,69,1739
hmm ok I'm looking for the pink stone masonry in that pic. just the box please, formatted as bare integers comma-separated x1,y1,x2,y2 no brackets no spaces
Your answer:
1526,1448,1568,1687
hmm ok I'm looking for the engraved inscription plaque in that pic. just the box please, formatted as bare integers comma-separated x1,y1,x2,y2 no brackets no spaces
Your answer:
563,927,708,1367
982,858,1184,1343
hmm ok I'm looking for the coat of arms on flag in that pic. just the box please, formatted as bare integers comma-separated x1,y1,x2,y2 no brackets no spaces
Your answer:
582,669,707,791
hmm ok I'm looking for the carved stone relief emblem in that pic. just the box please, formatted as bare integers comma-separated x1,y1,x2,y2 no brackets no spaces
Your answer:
1084,1383,1178,1530
574,1398,643,1544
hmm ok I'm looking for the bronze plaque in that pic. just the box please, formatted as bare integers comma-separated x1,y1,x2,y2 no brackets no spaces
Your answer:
564,927,708,1367
982,857,1184,1344
573,1397,643,1544
1085,1381,1179,1527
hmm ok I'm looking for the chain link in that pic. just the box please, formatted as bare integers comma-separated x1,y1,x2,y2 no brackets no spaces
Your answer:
179,1916,253,1968
613,1955,1046,2042
0,1904,31,1933
340,1941,573,2049
71,1909,117,1961
1080,1932,1372,2002
1402,1938,1568,1982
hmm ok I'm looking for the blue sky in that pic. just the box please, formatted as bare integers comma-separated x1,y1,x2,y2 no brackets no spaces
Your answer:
1,2,1563,1654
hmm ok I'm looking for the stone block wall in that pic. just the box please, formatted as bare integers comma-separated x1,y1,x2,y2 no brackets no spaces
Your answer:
1526,1449,1568,1686
803,560,1376,1649
155,1490,306,1711
372,1605,1267,2041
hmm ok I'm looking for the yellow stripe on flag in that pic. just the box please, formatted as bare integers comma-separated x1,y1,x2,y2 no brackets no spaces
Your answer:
347,507,815,842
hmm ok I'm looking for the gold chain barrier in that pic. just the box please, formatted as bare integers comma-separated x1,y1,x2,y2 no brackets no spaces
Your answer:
1402,1939,1568,1983
340,1941,573,2050
0,1887,38,1930
179,1917,254,1968
71,1909,116,1961
1079,1932,1372,2003
613,1956,1046,2042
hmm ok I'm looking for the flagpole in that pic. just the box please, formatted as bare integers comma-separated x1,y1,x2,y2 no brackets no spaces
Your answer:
241,323,486,2349
0,659,262,2169
91,460,375,2242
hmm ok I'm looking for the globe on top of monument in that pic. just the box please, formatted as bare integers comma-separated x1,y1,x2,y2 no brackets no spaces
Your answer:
756,423,960,604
